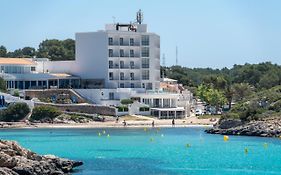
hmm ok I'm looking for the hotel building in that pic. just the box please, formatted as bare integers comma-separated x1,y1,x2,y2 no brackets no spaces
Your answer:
0,10,192,118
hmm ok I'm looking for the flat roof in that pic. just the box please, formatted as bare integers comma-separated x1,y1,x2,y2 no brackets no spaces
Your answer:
0,58,36,65
50,73,72,78
151,107,185,111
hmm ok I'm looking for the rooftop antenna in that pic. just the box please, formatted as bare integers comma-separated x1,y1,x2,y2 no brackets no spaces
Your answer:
136,9,143,24
162,54,166,78
176,46,178,65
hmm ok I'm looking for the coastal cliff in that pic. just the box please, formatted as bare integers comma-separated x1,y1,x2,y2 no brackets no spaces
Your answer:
0,140,83,175
206,117,281,137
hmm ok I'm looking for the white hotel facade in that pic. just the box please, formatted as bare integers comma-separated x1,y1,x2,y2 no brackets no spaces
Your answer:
0,12,192,118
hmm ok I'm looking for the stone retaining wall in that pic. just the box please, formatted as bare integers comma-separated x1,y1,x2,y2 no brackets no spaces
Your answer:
34,102,116,116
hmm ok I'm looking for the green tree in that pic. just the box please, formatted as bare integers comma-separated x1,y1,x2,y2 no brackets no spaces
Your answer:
121,99,134,105
22,47,36,58
259,71,280,89
0,46,7,57
205,88,227,110
0,77,6,92
197,84,226,111
30,106,62,121
37,39,75,61
0,103,30,122
232,83,253,101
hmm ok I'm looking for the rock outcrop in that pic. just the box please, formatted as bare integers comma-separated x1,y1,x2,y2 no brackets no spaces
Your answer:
206,117,281,137
0,140,83,175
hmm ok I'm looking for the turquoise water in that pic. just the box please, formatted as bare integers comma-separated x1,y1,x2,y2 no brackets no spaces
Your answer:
0,127,281,175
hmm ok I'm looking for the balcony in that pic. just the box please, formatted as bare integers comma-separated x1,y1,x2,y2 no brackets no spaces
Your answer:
109,42,141,47
109,66,120,69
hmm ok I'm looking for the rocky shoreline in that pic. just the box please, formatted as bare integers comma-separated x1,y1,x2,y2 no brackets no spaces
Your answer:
0,140,83,175
206,117,281,137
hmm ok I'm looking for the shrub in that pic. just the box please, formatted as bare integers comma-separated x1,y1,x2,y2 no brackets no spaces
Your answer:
30,106,62,121
269,100,281,112
139,107,150,112
13,90,20,97
221,112,240,120
120,99,134,105
0,103,30,122
117,106,129,112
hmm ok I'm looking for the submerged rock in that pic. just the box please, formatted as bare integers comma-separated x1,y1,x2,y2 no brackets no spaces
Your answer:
206,117,281,138
0,140,83,175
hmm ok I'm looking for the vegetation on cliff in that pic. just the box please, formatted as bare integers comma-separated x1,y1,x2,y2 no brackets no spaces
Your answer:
222,85,281,121
0,103,30,122
30,106,62,122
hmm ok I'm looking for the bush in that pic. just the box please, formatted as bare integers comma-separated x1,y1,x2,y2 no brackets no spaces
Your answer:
269,100,281,112
30,106,62,121
120,99,134,105
221,112,240,120
117,106,129,112
139,107,150,112
0,103,30,122
13,90,20,97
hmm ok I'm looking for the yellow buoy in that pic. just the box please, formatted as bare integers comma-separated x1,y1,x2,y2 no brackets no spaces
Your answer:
263,143,268,149
244,148,249,154
144,128,147,132
103,130,106,134
223,135,229,141
98,132,101,137
107,134,110,138
186,144,191,148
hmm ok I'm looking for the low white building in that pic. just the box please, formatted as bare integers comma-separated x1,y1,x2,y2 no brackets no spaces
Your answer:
0,58,80,89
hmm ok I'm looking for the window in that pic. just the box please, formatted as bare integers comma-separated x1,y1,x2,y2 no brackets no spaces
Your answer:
146,83,152,90
141,47,149,57
130,61,134,69
109,72,113,80
130,72,134,80
130,49,134,57
120,61,125,68
120,83,124,88
109,61,113,68
120,38,124,45
120,72,124,80
109,92,114,100
142,58,149,68
31,67,36,71
142,70,149,80
141,35,149,46
130,83,134,88
130,38,134,46
109,49,113,57
120,49,124,57
108,37,113,45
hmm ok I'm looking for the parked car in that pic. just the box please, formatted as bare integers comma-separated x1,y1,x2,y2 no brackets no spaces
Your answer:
195,109,204,116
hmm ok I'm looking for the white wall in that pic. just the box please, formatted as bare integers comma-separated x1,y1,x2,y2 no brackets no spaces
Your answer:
75,32,108,79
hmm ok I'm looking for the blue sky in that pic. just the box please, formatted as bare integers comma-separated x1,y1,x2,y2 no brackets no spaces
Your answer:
1,0,281,68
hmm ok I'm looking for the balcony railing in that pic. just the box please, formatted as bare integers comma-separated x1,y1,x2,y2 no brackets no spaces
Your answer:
108,42,141,46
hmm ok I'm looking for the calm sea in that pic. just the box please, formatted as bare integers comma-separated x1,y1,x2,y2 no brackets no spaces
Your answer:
0,127,281,175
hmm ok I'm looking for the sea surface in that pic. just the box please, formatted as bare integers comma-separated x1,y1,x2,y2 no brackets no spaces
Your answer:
0,127,281,175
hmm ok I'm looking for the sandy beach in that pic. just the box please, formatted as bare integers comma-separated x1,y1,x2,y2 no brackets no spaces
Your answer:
0,116,218,129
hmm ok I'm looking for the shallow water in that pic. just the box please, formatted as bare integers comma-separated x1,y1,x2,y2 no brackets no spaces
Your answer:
0,127,281,175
